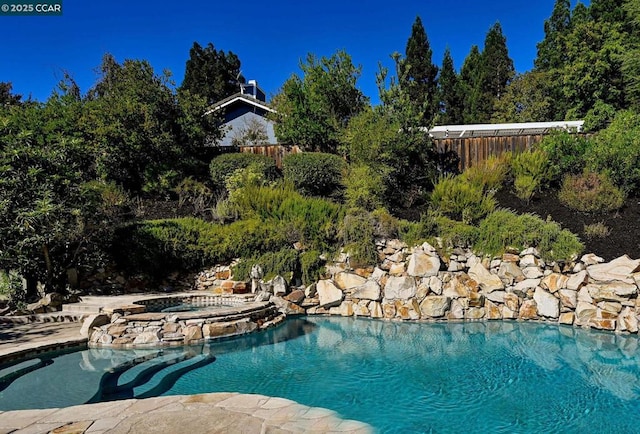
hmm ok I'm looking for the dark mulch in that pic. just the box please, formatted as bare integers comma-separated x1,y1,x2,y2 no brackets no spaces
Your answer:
494,189,640,261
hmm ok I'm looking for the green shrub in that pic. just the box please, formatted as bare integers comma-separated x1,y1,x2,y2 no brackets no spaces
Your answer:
585,110,640,193
233,248,300,283
342,209,377,268
343,164,386,210
209,153,278,190
461,154,509,192
282,152,347,197
371,208,400,240
558,171,625,213
513,175,537,203
114,217,289,277
474,210,583,261
300,250,326,285
398,211,439,247
430,175,496,224
511,149,552,201
537,131,588,183
434,215,479,249
174,177,213,215
583,222,611,240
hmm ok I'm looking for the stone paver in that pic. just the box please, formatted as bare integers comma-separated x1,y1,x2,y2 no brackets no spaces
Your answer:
0,393,373,434
0,322,86,364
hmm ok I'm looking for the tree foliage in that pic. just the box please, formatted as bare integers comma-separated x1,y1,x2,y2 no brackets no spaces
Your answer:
271,50,368,153
398,16,439,125
179,42,244,105
437,48,463,124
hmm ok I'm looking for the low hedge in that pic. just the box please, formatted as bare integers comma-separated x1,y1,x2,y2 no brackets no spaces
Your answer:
282,152,347,197
209,153,278,190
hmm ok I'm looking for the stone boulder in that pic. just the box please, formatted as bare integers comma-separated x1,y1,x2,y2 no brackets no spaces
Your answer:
587,282,637,302
566,270,588,291
80,314,110,338
272,275,288,296
533,287,560,318
384,276,417,300
497,261,524,285
587,255,640,284
419,296,451,318
334,272,367,291
351,280,381,301
133,330,161,344
406,252,440,277
468,263,504,293
316,280,344,308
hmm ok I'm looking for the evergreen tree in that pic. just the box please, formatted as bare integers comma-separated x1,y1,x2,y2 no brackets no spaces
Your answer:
535,0,571,71
179,42,244,105
459,45,485,123
398,16,439,125
482,22,514,102
437,48,463,124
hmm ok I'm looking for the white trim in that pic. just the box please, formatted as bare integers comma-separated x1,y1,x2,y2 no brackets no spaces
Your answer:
205,96,277,116
429,121,584,139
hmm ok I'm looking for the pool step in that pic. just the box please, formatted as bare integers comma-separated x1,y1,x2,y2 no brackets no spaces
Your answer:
0,358,53,392
133,353,216,399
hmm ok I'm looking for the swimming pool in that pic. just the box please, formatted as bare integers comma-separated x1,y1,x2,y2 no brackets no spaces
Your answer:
2,317,640,433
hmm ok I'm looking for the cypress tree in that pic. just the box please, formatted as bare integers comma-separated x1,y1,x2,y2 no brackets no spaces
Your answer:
437,48,463,124
399,16,439,125
459,45,485,123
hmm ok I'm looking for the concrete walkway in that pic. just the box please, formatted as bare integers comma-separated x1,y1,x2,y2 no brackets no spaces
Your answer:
0,393,372,433
0,321,87,364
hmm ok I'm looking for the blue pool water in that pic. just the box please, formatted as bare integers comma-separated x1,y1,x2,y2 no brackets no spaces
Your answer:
3,317,640,433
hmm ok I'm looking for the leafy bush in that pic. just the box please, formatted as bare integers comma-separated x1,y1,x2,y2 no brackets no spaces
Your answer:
227,183,344,252
558,171,625,213
461,154,510,192
583,222,611,240
430,175,496,224
174,177,213,215
299,250,326,285
343,164,386,210
233,248,299,283
513,175,537,203
585,110,640,193
434,215,479,249
398,211,439,247
209,153,278,190
474,210,583,261
537,131,588,183
114,217,289,277
371,208,400,240
511,149,551,202
282,152,347,197
342,209,377,268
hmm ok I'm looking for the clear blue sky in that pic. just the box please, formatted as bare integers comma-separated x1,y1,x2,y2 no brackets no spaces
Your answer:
0,0,588,105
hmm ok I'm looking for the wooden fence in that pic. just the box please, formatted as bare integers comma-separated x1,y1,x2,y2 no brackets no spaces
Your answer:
433,134,544,171
238,145,302,169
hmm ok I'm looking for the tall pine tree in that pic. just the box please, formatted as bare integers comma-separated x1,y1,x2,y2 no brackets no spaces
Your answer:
459,45,485,123
481,22,515,110
180,42,244,105
535,0,571,71
437,48,462,124
398,16,439,125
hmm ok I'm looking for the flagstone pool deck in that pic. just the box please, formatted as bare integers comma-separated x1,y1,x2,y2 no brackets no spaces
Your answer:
0,294,373,433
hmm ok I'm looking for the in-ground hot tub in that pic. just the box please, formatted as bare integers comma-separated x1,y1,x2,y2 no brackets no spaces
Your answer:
88,294,285,348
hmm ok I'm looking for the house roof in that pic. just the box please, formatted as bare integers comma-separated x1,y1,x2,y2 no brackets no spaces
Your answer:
428,120,584,139
205,92,276,116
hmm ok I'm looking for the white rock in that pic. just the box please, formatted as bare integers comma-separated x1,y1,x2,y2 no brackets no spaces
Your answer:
522,266,544,279
370,267,386,282
428,276,443,295
587,255,640,284
485,291,506,304
581,253,605,266
419,296,451,318
566,270,588,291
575,301,597,324
334,272,367,290
351,280,381,301
468,263,504,293
368,301,383,318
421,242,437,253
406,252,441,277
587,282,637,302
272,275,288,296
384,276,417,300
520,254,539,267
316,280,344,308
447,299,466,319
533,287,560,318
497,261,524,285
577,286,593,304
520,247,540,257
304,283,317,298
133,330,161,344
558,289,577,309
512,279,541,298
618,307,638,333
80,314,110,338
